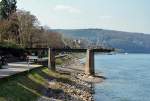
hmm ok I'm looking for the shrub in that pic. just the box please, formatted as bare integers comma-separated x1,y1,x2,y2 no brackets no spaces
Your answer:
0,42,25,57
0,41,23,49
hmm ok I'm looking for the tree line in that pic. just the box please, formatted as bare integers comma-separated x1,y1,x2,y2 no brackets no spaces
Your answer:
0,0,67,48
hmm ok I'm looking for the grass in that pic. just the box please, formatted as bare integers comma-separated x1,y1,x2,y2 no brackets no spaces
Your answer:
0,67,70,101
0,53,85,101
55,58,63,65
55,53,85,66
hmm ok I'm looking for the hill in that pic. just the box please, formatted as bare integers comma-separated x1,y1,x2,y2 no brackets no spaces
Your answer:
53,29,150,53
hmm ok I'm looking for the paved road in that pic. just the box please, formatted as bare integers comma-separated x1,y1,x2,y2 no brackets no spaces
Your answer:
0,62,42,79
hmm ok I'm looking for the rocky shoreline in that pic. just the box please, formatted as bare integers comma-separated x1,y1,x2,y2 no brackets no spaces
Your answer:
39,57,104,101
45,73,95,101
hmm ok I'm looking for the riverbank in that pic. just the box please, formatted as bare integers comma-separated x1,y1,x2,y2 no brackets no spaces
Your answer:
0,54,104,101
39,56,104,101
58,57,104,83
0,67,94,101
52,56,105,101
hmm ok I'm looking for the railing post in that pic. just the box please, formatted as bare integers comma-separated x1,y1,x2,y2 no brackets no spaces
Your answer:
85,49,95,76
48,48,56,71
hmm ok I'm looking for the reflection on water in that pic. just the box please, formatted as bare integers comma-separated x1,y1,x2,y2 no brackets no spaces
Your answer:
90,82,95,101
94,54,150,101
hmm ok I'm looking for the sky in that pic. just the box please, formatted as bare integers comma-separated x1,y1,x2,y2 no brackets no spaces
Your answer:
17,0,150,34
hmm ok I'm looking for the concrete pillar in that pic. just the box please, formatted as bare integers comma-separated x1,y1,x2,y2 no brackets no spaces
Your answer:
48,48,56,71
85,49,95,76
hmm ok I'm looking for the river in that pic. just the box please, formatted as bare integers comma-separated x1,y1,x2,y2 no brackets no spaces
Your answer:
94,54,150,101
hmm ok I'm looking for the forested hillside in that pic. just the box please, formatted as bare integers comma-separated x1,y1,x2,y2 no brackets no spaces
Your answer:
54,29,150,53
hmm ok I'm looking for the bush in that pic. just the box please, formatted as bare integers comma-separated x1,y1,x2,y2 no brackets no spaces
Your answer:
0,42,25,57
0,41,23,49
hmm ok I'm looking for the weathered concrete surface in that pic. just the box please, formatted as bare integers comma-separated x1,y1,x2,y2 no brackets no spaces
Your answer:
85,49,95,76
0,62,42,79
48,48,56,71
48,49,95,76
28,48,113,77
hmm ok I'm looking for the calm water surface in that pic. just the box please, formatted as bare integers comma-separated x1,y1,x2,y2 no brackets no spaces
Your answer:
94,54,150,101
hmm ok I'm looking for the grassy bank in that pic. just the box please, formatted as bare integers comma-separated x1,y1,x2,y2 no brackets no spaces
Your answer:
0,67,70,101
0,53,88,101
55,53,85,66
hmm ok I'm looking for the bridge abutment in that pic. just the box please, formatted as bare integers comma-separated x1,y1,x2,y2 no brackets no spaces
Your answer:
85,49,95,76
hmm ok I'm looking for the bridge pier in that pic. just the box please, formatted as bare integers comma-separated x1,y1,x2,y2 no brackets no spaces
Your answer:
48,48,56,71
85,49,95,76
26,48,113,77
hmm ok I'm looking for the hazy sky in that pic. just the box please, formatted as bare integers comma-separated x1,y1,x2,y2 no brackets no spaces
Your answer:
17,0,150,33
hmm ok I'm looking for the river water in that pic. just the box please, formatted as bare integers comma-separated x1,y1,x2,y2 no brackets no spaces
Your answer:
94,54,150,101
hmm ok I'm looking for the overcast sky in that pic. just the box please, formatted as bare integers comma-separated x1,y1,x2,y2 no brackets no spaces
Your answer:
17,0,150,34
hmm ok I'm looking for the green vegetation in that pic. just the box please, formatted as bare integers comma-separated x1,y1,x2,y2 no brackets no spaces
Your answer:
0,44,25,58
55,53,85,66
0,42,23,49
0,0,65,48
0,0,84,49
55,58,63,65
55,29,150,53
0,0,17,20
0,67,70,101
